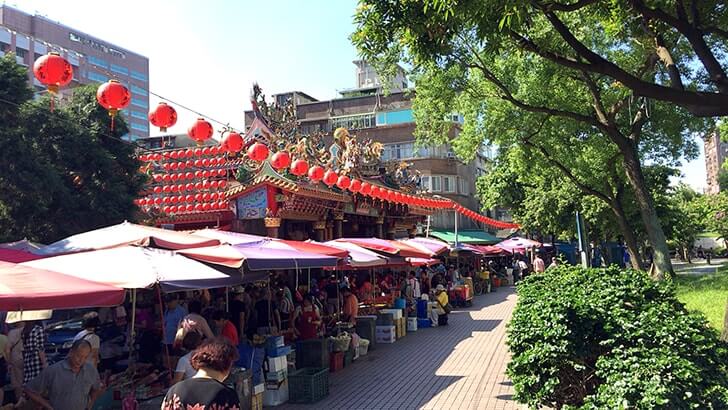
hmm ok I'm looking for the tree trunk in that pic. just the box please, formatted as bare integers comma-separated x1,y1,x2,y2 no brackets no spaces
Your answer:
618,140,674,279
722,298,728,342
609,200,643,270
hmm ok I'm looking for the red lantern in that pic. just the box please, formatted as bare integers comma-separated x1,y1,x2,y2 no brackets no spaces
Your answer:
323,170,338,186
194,204,204,212
148,102,177,132
162,186,172,194
201,203,210,211
370,186,380,198
349,179,362,193
153,198,162,206
217,201,228,210
271,151,291,170
185,195,195,203
336,175,351,190
195,182,203,190
170,185,179,193
223,132,244,153
203,170,211,178
194,148,203,157
290,159,309,176
202,181,211,189
96,80,130,129
188,118,214,146
185,183,195,191
170,205,178,213
217,169,227,177
247,143,269,162
360,182,371,195
202,193,211,201
153,186,162,194
195,194,204,202
202,147,212,156
32,52,73,94
308,166,324,182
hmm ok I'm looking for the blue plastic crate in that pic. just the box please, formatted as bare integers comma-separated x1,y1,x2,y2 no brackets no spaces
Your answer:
266,344,292,358
417,300,428,318
266,335,284,350
417,318,432,328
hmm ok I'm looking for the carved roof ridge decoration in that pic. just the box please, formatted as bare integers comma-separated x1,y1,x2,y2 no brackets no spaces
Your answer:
155,210,234,225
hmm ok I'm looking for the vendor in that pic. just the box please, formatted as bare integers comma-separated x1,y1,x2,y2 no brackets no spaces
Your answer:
293,296,321,341
173,332,202,384
435,285,449,326
164,294,188,354
211,310,239,346
341,287,358,325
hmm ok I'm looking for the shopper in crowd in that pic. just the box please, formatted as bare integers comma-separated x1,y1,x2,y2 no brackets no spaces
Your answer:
420,270,431,296
175,300,215,348
511,257,521,284
517,257,529,279
7,322,24,404
72,312,101,368
211,310,239,346
22,321,47,384
164,294,188,354
435,285,450,326
276,290,294,333
293,295,321,341
358,278,374,302
162,339,241,410
533,253,546,273
228,287,247,341
173,332,202,384
255,288,281,335
25,339,103,410
548,255,559,270
408,271,422,299
341,287,359,325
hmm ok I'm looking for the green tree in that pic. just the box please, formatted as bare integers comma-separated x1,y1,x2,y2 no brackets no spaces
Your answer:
0,54,145,243
353,0,711,278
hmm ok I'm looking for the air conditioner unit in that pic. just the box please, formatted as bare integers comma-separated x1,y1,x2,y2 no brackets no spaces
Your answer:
446,152,456,159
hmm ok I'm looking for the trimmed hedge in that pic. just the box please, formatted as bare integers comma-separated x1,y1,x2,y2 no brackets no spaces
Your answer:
507,265,728,409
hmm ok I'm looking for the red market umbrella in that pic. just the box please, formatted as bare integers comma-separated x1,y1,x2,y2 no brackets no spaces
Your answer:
0,248,45,263
0,261,125,311
406,257,441,267
334,238,400,254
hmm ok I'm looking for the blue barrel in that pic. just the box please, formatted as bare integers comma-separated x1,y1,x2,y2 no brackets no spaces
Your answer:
394,298,406,309
417,300,428,319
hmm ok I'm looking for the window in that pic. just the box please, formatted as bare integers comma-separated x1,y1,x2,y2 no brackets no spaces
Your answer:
382,142,414,161
130,84,147,95
130,110,147,120
130,122,149,132
131,70,148,81
443,176,455,193
0,42,9,53
131,98,148,109
15,48,27,58
110,63,129,75
431,176,442,192
458,177,469,195
420,176,431,192
329,113,375,130
87,55,109,69
87,71,108,83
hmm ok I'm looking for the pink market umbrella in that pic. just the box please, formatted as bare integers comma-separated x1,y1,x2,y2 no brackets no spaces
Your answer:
0,261,125,311
323,240,388,268
405,237,450,255
0,248,45,263
335,238,432,258
496,237,542,252
406,257,441,267
35,222,221,256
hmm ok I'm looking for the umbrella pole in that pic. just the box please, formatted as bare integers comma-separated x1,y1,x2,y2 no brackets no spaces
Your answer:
225,287,229,313
129,288,137,364
156,285,173,383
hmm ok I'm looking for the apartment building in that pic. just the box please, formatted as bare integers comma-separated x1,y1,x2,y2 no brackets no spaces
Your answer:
0,5,150,140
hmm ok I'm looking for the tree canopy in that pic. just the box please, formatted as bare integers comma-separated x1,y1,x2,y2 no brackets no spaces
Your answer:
353,0,717,278
0,54,145,243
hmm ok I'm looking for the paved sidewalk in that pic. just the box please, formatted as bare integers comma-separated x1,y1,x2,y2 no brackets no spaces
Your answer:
280,287,521,410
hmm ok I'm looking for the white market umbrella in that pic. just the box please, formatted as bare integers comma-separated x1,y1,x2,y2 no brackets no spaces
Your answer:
34,221,220,256
323,240,388,268
24,246,240,291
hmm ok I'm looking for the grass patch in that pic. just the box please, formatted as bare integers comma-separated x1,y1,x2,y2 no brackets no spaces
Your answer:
675,268,728,333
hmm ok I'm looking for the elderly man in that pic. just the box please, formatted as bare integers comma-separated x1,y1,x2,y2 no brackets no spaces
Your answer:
25,339,103,410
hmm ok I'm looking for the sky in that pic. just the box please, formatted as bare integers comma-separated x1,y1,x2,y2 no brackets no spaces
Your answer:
11,0,708,191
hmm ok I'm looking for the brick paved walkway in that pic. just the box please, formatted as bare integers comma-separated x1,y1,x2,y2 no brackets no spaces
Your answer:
280,286,521,410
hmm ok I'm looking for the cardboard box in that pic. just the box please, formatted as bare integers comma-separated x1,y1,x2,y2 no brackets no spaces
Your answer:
266,369,287,382
263,380,289,406
379,308,403,320
254,383,265,395
267,356,287,373
376,325,395,335
252,392,264,410
407,317,418,332
376,333,396,344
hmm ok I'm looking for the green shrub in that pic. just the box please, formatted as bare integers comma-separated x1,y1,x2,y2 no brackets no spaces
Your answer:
507,265,728,409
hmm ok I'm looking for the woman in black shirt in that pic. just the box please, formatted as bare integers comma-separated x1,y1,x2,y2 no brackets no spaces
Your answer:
162,338,240,410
